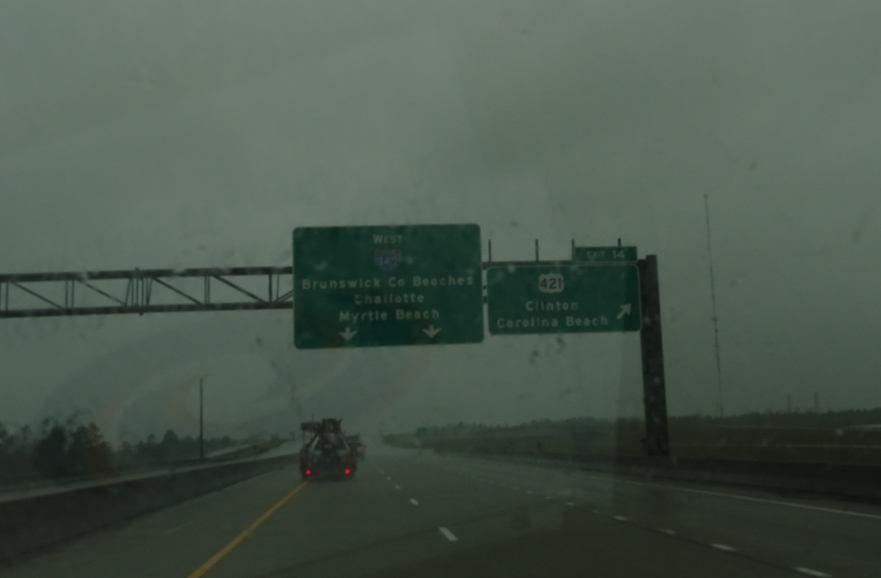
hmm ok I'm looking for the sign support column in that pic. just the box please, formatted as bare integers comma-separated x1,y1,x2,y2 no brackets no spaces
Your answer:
638,255,670,457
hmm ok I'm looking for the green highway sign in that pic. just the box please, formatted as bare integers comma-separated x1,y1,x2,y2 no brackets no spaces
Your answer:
573,246,637,263
487,264,641,335
294,225,484,349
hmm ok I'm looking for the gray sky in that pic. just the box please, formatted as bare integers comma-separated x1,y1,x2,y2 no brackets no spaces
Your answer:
1,0,879,440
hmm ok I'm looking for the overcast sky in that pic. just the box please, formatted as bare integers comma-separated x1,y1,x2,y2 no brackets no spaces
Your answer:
1,0,879,441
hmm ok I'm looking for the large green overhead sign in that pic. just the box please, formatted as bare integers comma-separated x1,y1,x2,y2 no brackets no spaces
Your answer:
487,264,641,335
293,225,484,349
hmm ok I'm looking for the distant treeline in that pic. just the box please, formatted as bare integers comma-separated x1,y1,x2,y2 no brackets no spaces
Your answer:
0,416,238,487
414,418,611,439
669,407,881,429
115,430,236,469
415,407,881,437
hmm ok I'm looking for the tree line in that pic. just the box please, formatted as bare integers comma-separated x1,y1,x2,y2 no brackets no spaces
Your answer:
0,415,238,487
413,407,881,440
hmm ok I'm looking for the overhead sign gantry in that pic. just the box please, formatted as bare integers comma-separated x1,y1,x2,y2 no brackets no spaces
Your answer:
0,225,670,457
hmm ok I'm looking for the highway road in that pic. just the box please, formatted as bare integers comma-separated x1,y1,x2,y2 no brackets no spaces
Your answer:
3,446,879,578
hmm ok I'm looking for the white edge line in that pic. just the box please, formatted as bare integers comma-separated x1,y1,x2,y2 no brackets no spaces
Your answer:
439,527,458,542
577,472,881,521
710,543,737,552
658,528,677,535
613,515,629,522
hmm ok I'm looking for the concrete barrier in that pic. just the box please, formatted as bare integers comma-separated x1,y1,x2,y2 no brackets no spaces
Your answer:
0,454,295,565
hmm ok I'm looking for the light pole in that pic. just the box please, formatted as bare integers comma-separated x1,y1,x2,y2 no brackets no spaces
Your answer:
703,194,725,418
199,377,204,461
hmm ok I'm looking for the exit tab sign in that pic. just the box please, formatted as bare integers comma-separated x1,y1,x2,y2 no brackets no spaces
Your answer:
573,246,637,263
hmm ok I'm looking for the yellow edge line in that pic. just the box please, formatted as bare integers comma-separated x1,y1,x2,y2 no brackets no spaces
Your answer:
186,481,308,578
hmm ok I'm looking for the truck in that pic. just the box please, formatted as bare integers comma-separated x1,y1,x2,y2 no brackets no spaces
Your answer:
299,418,358,481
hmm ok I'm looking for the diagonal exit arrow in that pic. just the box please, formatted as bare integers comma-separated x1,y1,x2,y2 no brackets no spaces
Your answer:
422,325,441,339
616,304,632,320
339,327,357,341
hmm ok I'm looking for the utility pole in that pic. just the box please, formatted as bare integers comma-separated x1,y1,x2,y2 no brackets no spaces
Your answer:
199,377,204,462
703,194,725,418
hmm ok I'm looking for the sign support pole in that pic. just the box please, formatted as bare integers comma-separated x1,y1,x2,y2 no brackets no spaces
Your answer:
638,255,670,456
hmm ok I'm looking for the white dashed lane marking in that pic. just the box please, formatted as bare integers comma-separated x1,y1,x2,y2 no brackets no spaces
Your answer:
441,468,842,578
794,567,832,577
439,527,458,542
394,485,401,490
409,498,420,506
162,524,185,535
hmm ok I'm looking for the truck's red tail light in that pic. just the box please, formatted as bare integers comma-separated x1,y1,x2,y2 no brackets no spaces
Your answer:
345,469,351,474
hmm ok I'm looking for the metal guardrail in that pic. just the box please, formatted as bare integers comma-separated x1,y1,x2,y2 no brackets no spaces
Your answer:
398,439,881,502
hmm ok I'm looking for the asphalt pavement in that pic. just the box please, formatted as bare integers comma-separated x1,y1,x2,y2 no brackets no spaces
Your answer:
3,446,879,578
